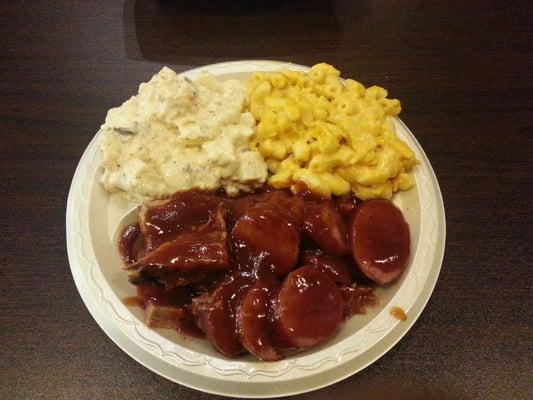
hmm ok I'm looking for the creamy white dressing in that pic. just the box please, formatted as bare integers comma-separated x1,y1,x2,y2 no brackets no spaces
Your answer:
99,67,267,201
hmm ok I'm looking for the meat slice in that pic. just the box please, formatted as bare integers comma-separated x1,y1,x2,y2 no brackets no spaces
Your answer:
302,251,353,283
192,276,253,357
136,284,191,306
236,277,281,361
127,230,230,288
262,191,305,228
350,199,410,285
274,265,343,349
135,285,202,335
131,230,229,273
139,190,225,251
231,205,300,276
230,190,304,229
302,202,348,256
230,196,260,226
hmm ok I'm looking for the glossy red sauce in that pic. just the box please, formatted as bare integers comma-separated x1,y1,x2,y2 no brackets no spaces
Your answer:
118,187,410,361
350,200,411,285
301,251,353,283
275,265,343,349
192,275,253,356
140,191,223,252
339,283,378,317
135,284,204,338
118,223,142,264
236,276,280,360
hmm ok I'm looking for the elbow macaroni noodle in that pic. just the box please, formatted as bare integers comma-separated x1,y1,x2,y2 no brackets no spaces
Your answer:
246,63,418,200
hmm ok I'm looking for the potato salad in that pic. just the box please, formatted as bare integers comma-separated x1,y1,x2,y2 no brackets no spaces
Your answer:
99,67,268,201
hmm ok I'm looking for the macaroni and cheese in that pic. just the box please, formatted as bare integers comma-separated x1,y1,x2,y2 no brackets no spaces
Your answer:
247,63,417,200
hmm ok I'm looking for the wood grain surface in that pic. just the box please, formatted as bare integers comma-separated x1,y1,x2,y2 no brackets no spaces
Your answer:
1,1,531,399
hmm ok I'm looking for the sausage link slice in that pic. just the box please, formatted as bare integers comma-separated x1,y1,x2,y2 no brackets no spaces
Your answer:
302,251,353,283
275,265,343,349
231,206,300,275
302,202,348,256
192,276,252,357
350,199,410,285
237,278,281,361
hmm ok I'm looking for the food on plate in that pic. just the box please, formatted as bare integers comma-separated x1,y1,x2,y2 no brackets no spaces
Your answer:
231,201,301,276
247,63,418,200
99,63,418,202
125,191,231,288
301,200,348,256
193,276,253,357
302,251,353,283
100,63,418,361
119,187,411,361
237,277,280,360
99,67,267,201
350,199,410,285
274,265,343,349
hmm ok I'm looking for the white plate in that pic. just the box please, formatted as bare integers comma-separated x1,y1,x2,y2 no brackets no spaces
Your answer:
66,61,445,398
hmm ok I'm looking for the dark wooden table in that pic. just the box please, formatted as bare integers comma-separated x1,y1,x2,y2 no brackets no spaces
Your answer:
1,1,531,399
